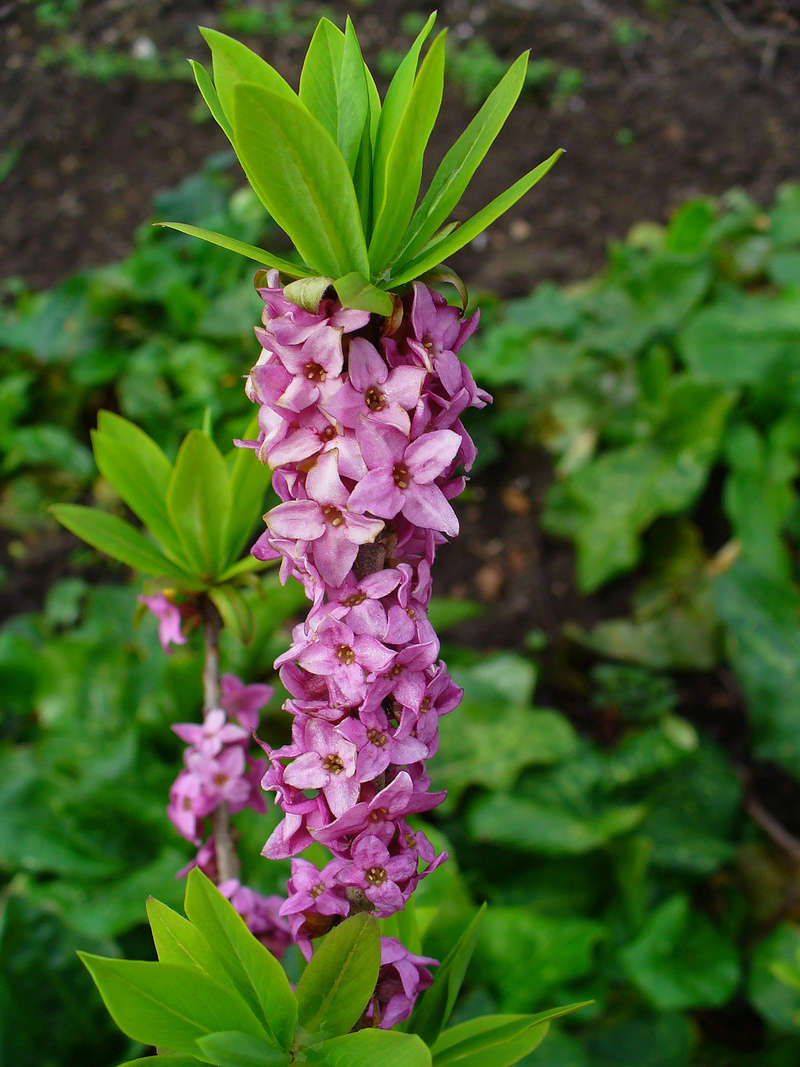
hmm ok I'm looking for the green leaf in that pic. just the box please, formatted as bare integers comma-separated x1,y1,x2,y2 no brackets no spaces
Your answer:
334,272,393,315
431,1013,553,1066
189,58,233,140
308,1028,432,1066
225,430,270,565
283,276,335,313
408,905,485,1046
749,923,800,1032
369,30,447,274
196,1031,291,1066
471,909,606,1012
714,560,800,777
200,26,295,124
542,379,733,591
618,894,739,1011
399,51,530,263
371,11,437,240
337,18,370,174
389,149,563,286
184,870,297,1050
299,18,345,145
209,584,254,645
91,425,187,564
154,223,313,277
78,954,269,1054
167,430,231,580
146,897,217,977
295,913,381,1039
119,1057,202,1066
217,554,270,582
50,504,193,581
232,83,369,280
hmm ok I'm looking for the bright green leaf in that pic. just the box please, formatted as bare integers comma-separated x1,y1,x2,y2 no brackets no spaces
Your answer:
299,18,345,144
232,83,369,279
295,913,380,1039
78,954,269,1055
200,26,295,124
196,1031,291,1066
283,276,335,313
408,905,485,1046
308,1028,432,1066
154,223,313,277
50,504,193,581
431,1014,550,1066
389,150,563,286
189,58,233,140
399,51,530,263
146,897,217,977
749,923,800,1032
333,272,393,315
369,30,447,274
184,870,297,1050
167,430,231,579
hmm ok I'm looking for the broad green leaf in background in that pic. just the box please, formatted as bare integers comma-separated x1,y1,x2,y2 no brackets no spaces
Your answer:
543,379,734,591
119,1057,201,1067
225,428,270,564
749,923,800,1032
399,50,530,262
232,84,369,280
50,504,193,583
154,222,313,277
184,870,296,1049
295,913,380,1039
714,561,800,778
196,1031,291,1066
618,894,739,1011
368,30,447,273
389,149,563,286
409,905,485,1046
471,910,605,1013
583,1012,694,1067
167,430,231,580
78,955,269,1054
307,1028,432,1066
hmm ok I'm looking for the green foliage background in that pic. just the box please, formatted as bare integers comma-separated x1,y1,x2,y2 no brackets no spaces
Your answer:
4,157,800,1064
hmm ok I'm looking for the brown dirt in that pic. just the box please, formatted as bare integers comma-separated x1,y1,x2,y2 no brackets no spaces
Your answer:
2,0,799,297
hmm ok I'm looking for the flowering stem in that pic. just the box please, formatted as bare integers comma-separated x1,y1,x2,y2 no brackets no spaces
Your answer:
202,597,240,884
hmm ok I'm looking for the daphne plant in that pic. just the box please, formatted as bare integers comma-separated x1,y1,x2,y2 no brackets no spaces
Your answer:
67,12,587,1066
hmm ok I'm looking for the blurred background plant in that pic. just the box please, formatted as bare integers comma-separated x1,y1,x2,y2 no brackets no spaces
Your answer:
3,2,800,1065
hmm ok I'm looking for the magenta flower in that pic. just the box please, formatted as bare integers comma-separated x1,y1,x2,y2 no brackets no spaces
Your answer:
324,337,426,435
220,674,274,732
348,421,462,536
172,707,248,756
266,450,384,587
337,834,417,916
282,719,362,818
368,937,438,1028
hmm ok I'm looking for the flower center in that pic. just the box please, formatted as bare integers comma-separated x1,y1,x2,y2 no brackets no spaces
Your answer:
344,592,367,606
366,866,387,886
322,504,345,527
365,385,386,411
212,773,228,787
320,425,337,441
336,644,356,665
390,664,403,677
322,753,345,774
406,606,417,620
310,883,325,898
369,806,388,822
304,361,326,381
420,697,431,713
182,797,193,811
392,462,410,489
367,727,387,747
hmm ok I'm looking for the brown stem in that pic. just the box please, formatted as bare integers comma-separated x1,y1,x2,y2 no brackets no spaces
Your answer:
202,597,240,885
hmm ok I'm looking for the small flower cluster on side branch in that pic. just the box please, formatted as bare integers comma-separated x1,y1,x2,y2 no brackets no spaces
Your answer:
168,672,291,957
243,273,490,1023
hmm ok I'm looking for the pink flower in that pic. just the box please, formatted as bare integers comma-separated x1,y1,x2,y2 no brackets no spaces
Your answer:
324,337,426,435
337,834,417,916
348,421,462,537
139,593,187,653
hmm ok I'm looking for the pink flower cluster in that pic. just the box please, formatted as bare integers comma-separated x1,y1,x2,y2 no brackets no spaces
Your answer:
168,673,290,954
241,273,489,1015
